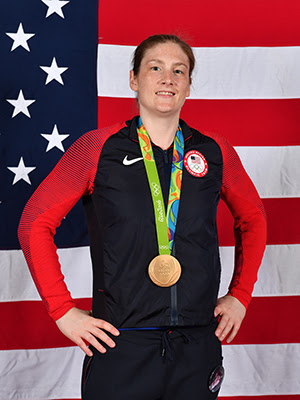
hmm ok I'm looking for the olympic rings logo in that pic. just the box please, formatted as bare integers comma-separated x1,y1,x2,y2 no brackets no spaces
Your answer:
159,245,169,250
191,164,200,171
151,182,161,196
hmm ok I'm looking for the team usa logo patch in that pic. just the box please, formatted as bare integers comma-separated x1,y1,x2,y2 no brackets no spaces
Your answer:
184,150,208,177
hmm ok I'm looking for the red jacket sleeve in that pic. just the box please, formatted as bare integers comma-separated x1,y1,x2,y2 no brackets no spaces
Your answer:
18,123,125,321
208,132,267,308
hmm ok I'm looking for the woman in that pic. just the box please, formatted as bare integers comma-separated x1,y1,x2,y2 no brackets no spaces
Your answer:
19,34,267,399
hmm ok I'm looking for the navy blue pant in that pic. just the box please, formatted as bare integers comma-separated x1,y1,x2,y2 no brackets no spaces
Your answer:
82,324,223,400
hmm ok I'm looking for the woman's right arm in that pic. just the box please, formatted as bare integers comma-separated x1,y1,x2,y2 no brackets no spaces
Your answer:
18,123,125,354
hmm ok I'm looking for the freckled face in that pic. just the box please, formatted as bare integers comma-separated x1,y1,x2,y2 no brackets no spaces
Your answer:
130,42,191,118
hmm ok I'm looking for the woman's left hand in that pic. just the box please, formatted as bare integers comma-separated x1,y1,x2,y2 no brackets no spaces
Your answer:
214,295,246,343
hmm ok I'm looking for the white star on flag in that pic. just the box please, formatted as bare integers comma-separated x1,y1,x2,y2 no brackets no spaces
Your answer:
41,0,70,18
6,90,36,118
41,124,70,152
7,157,36,185
40,57,68,85
6,23,35,52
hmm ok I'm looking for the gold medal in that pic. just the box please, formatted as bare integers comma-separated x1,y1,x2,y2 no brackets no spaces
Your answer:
148,254,181,287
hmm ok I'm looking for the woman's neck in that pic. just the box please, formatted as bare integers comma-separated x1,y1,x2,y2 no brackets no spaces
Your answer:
139,111,180,150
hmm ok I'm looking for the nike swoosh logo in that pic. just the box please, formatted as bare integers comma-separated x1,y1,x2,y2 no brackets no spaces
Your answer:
123,155,144,166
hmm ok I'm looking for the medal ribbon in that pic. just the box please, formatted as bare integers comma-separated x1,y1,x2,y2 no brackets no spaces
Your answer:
137,117,184,254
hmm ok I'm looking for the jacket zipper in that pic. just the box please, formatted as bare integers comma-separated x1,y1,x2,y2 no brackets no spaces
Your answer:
163,149,179,326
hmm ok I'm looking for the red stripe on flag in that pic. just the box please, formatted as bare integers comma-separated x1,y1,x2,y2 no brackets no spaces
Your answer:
225,296,300,345
0,298,92,350
263,198,300,245
99,0,300,46
217,198,300,246
1,297,299,350
98,98,300,146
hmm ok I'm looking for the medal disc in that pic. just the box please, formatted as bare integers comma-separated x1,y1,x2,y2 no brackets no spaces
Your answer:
148,255,181,287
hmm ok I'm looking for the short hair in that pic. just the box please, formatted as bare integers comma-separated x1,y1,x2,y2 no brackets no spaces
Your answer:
132,34,195,80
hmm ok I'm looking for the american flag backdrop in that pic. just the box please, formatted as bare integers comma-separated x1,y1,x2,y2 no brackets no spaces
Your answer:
0,0,300,399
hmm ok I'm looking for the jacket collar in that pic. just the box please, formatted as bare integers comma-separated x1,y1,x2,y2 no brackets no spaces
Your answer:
124,115,193,143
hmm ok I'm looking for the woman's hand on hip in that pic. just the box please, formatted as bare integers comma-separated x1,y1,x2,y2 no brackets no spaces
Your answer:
214,295,246,343
55,307,120,356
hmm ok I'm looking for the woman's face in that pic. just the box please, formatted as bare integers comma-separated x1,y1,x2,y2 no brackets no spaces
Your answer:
130,42,191,118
